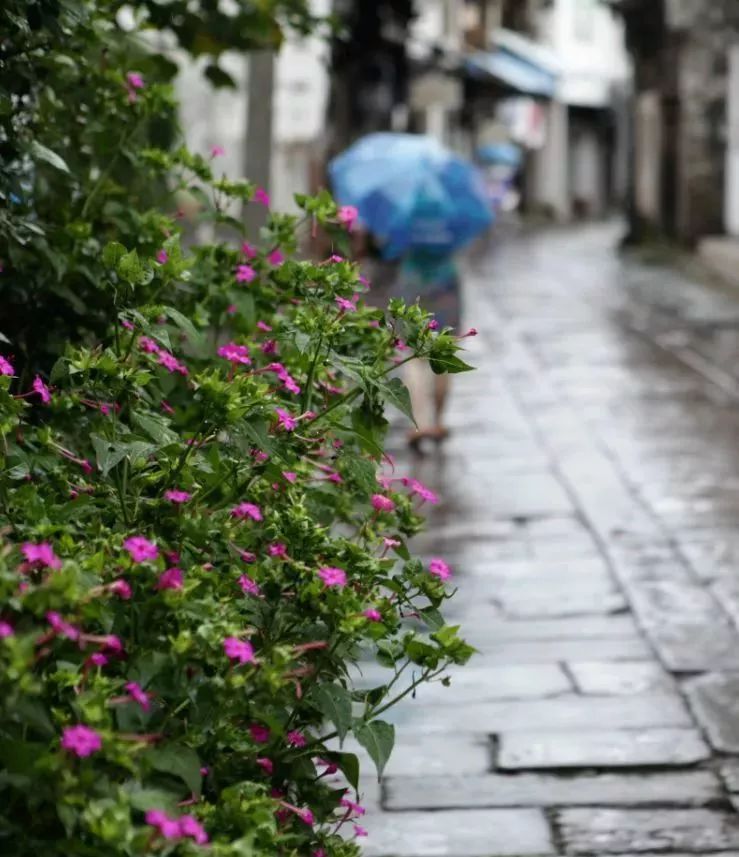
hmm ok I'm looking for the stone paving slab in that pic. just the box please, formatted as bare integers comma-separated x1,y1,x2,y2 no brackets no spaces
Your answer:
477,616,641,641
556,808,739,854
387,694,692,733
622,580,739,671
685,673,739,752
567,661,675,695
465,637,651,664
497,727,709,769
384,770,722,811
352,664,572,704
361,809,554,856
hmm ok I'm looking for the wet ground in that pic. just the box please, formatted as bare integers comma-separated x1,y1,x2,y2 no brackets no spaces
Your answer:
352,221,739,856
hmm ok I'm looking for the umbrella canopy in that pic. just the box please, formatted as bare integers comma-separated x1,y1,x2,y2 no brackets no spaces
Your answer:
329,133,493,259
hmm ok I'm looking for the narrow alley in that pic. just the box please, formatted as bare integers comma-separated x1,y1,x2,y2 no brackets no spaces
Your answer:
357,222,739,856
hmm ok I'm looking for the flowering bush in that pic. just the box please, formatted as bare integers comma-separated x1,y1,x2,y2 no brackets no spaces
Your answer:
0,2,474,855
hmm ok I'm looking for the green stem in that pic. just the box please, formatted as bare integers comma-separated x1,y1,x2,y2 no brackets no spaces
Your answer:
301,331,324,413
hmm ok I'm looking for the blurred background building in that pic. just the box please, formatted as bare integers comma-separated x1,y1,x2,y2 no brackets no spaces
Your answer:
171,0,739,280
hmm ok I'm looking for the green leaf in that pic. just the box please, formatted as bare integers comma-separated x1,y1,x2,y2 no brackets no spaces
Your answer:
164,306,201,345
91,434,128,477
378,377,415,424
117,249,146,285
311,684,352,743
420,606,445,631
127,786,181,814
342,457,376,495
148,744,202,797
30,141,70,174
331,751,360,791
353,720,394,779
204,63,237,88
102,242,127,269
429,353,474,375
131,411,178,446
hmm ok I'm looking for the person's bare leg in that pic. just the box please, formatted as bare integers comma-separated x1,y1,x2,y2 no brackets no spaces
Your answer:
433,374,450,439
404,360,434,448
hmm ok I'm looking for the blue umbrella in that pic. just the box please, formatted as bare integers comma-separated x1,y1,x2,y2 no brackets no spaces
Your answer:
329,133,493,259
476,142,523,168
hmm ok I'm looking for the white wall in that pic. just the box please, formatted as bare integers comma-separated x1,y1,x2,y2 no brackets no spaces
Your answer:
535,0,630,108
174,0,330,218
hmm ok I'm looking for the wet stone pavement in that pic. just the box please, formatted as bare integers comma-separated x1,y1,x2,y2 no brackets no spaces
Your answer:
346,221,739,856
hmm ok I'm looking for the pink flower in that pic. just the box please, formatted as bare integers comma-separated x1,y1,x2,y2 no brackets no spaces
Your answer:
89,652,108,666
429,557,451,581
123,535,158,563
161,400,175,415
408,478,439,504
371,494,395,512
79,458,93,474
139,336,160,354
32,376,51,404
257,320,272,332
200,766,209,776
145,810,181,841
283,374,301,395
0,620,14,638
249,723,270,743
327,254,344,263
275,407,297,431
363,608,382,622
156,567,184,591
227,304,237,315
242,242,257,259
257,757,274,774
283,471,297,483
231,502,263,521
110,579,132,600
338,205,359,231
298,808,314,826
179,815,209,845
267,249,284,266
317,758,338,774
210,145,225,157
268,542,287,558
22,541,62,570
428,319,439,330
103,634,123,653
125,681,151,711
286,730,306,747
314,850,327,857
157,350,188,375
0,356,15,376
238,574,262,598
354,825,368,837
164,489,192,504
126,72,144,90
335,296,357,312
318,566,347,588
262,339,278,355
341,798,366,816
61,724,102,757
236,264,256,283
254,187,270,207
224,636,255,664
218,342,251,365
463,327,478,337
383,537,401,549
156,249,168,264
121,319,134,331
240,550,257,563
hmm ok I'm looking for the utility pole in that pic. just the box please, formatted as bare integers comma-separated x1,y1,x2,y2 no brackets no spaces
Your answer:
244,50,274,234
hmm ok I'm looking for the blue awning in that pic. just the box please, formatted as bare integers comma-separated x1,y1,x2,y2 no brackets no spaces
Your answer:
465,48,557,98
